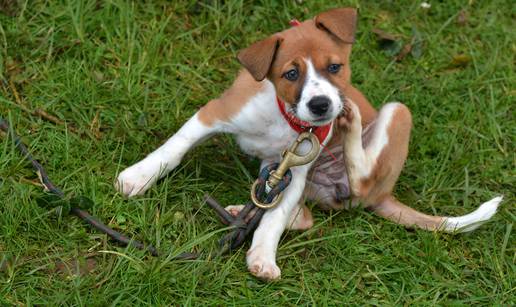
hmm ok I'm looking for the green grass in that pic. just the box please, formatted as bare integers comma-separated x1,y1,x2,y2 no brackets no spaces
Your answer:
0,0,514,305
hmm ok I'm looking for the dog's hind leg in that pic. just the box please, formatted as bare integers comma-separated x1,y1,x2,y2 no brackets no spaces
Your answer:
338,100,503,232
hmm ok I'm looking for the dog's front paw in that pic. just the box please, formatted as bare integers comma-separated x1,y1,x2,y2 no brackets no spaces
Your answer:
115,160,162,197
247,246,281,281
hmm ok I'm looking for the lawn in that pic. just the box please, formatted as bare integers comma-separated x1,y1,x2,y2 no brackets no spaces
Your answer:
0,0,514,305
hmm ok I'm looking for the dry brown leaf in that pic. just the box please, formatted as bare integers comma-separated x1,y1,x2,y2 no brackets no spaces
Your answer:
457,9,468,26
54,257,98,277
396,44,413,62
372,28,398,42
450,54,472,67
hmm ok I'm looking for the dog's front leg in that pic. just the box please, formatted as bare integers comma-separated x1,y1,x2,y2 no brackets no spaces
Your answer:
116,112,222,197
246,164,310,281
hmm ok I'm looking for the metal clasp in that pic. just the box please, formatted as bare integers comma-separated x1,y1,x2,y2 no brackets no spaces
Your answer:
250,132,320,209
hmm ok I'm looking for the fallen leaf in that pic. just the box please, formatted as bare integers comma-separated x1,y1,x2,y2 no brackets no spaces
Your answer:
457,9,468,26
372,28,398,42
0,258,10,273
396,44,412,62
54,257,98,277
372,28,404,57
450,54,472,67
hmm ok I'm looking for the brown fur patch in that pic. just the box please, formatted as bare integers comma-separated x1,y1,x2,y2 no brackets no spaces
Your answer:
371,196,444,230
361,104,412,204
197,70,265,126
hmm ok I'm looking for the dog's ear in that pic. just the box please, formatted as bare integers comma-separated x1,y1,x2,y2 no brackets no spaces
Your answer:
315,8,357,44
237,35,283,81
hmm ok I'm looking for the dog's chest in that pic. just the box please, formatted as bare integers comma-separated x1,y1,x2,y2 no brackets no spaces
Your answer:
236,127,297,161
229,82,298,161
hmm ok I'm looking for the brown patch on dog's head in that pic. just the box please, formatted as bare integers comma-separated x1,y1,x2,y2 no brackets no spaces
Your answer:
237,8,358,107
314,8,357,44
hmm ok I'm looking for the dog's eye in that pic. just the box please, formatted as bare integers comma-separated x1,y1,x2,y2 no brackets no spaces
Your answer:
283,69,299,81
328,64,342,74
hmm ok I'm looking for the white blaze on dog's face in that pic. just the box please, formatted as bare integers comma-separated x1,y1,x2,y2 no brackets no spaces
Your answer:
295,59,343,125
237,8,357,126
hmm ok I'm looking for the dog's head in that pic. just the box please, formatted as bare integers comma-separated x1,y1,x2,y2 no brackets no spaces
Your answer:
237,8,357,126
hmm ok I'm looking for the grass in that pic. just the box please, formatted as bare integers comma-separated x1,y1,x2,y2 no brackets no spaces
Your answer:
0,0,514,305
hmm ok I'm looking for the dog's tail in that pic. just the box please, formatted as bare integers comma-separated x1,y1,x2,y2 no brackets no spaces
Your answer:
369,195,503,233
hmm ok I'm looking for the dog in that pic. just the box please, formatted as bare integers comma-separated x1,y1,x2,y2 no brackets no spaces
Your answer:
115,8,503,281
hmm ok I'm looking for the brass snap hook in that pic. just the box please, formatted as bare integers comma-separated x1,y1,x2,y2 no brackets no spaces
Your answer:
250,132,320,209
250,180,283,209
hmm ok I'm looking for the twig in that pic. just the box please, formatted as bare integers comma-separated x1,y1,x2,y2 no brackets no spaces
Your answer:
7,80,81,135
8,80,25,107
33,108,64,125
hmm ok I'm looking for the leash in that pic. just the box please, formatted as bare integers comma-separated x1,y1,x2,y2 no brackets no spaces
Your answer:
207,95,332,253
207,131,321,253
0,116,197,260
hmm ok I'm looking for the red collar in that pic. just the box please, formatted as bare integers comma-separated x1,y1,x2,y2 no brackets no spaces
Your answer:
276,96,332,143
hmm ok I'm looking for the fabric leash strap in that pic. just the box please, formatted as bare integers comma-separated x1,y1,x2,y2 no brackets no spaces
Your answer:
0,116,198,259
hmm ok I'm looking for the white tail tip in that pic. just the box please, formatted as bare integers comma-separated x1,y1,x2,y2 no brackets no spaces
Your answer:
442,196,503,233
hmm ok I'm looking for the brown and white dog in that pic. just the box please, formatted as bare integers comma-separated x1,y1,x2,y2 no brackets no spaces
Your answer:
116,8,502,280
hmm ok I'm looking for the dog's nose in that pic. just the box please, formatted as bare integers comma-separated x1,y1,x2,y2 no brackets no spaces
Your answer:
308,96,331,116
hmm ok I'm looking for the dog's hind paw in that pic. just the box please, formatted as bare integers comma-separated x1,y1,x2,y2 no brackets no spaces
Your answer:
224,205,258,222
337,99,361,133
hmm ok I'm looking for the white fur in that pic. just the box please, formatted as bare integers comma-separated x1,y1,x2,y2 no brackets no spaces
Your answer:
247,165,311,280
365,103,397,161
296,59,343,125
343,102,399,183
231,81,299,160
442,196,503,232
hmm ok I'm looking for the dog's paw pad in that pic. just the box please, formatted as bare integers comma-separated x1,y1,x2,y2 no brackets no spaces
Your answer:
224,205,258,222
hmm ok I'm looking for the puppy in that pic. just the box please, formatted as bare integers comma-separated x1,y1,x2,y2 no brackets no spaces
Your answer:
116,8,502,281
